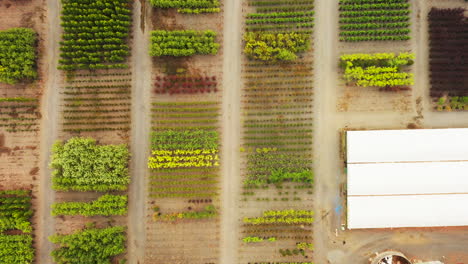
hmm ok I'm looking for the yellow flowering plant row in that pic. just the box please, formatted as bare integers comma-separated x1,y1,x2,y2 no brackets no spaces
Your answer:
151,149,218,155
148,149,220,169
243,209,315,225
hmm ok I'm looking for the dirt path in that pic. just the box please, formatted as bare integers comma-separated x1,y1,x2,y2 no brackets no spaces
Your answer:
127,0,151,263
37,0,61,262
313,0,341,263
220,0,242,263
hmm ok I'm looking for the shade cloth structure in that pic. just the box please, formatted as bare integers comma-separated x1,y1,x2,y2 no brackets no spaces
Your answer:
346,128,468,229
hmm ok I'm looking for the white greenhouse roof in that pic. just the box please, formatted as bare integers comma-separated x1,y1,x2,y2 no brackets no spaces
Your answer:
347,128,468,163
348,162,468,196
348,194,468,229
346,128,468,229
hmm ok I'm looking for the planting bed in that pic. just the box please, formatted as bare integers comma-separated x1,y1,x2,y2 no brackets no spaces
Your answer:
146,102,221,263
145,0,223,262
338,0,411,42
60,69,132,139
0,96,40,194
428,8,468,111
336,52,414,112
239,0,315,263
340,52,415,90
336,0,414,112
149,0,221,13
0,190,34,263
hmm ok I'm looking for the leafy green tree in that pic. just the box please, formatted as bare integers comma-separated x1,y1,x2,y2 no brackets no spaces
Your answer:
150,30,220,57
243,32,310,61
52,194,128,217
150,0,219,9
50,226,126,264
0,234,34,263
50,137,130,191
0,190,33,233
0,28,37,84
59,0,132,70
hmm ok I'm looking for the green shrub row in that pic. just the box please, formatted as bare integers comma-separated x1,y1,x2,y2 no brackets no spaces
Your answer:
0,28,37,84
50,226,125,264
52,194,128,217
150,30,220,57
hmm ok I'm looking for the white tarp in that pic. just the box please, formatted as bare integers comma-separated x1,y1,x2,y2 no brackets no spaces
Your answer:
346,128,468,229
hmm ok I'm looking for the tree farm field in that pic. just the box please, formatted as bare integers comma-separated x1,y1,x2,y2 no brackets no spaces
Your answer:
0,0,46,259
0,0,467,264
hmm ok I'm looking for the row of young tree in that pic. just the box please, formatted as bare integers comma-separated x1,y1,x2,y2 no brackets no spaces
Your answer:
52,194,128,216
0,190,33,233
59,0,132,70
340,52,415,88
0,190,34,263
244,32,310,61
50,225,125,264
0,28,37,84
150,0,220,13
150,30,220,57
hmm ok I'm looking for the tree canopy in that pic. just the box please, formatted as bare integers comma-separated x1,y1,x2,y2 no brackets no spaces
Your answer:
50,226,126,264
0,28,37,84
50,137,130,191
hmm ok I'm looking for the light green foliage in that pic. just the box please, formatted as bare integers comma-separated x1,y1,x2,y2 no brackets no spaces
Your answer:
0,28,37,84
0,97,37,102
50,137,130,191
245,152,312,186
0,190,34,264
243,209,314,225
52,194,128,217
151,130,219,150
59,0,131,70
181,204,216,219
150,30,220,57
0,234,34,264
178,7,220,13
150,0,219,8
154,205,217,221
242,236,276,243
296,242,313,250
243,32,310,61
436,96,468,111
149,0,220,13
340,52,415,88
50,226,125,264
269,169,313,184
0,190,33,233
